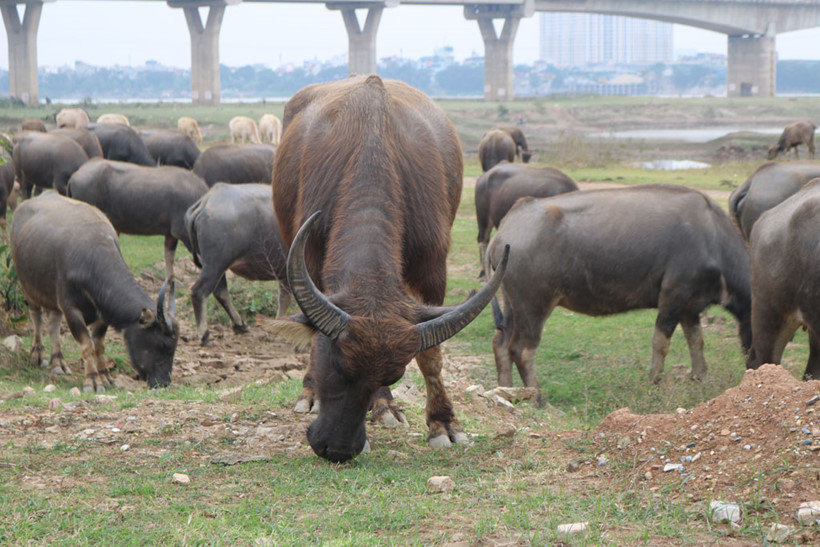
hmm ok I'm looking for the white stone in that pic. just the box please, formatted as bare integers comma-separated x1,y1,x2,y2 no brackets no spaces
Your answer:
2,335,23,352
21,386,35,396
43,384,57,393
556,522,588,539
710,501,741,523
172,473,191,485
120,444,131,451
465,384,484,394
69,387,81,397
427,475,456,493
765,523,793,543
796,501,820,526
663,463,683,473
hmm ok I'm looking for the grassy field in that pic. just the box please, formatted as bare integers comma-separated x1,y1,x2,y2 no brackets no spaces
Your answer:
0,98,813,544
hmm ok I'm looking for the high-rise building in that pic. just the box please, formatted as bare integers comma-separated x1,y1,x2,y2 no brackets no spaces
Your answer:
539,13,674,66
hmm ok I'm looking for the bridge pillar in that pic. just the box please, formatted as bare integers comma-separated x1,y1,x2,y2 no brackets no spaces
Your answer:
1,1,43,106
465,1,533,101
328,3,387,76
727,28,776,98
169,1,229,104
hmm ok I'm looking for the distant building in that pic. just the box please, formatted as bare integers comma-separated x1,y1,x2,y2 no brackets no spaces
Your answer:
539,13,673,66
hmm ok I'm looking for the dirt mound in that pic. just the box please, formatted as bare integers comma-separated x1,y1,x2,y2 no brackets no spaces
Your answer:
596,364,820,528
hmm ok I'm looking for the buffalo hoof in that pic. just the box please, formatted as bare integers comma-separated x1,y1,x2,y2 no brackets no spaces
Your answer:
294,396,316,414
428,434,452,449
452,431,469,444
29,345,47,368
372,404,409,427
49,353,71,375
232,323,250,335
689,372,705,382
362,439,371,453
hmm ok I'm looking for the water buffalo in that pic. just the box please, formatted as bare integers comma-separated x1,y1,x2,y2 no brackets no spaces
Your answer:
11,192,179,392
50,127,104,158
259,114,282,146
269,75,508,462
192,144,274,186
767,120,816,160
488,184,751,402
140,129,201,169
178,116,203,145
746,179,820,380
96,113,130,126
86,123,155,166
475,162,578,276
479,129,516,172
185,183,291,345
229,116,261,144
21,118,46,132
497,126,532,162
0,161,19,225
729,161,820,240
12,131,89,197
56,108,90,129
66,159,209,281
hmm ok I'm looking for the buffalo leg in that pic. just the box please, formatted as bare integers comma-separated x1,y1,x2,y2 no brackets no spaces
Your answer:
90,320,113,386
62,306,106,393
46,309,71,375
805,328,820,380
495,295,550,405
649,288,688,384
28,306,46,367
164,236,178,281
212,274,248,335
370,386,408,427
416,345,467,448
680,313,707,381
294,352,319,414
747,300,801,369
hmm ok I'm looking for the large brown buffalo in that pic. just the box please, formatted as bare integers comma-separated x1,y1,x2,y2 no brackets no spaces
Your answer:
269,75,508,462
488,185,751,403
11,192,179,392
478,129,515,172
12,131,89,197
475,162,577,276
729,161,820,240
767,120,816,160
192,144,275,186
66,159,209,281
746,178,820,380
185,183,291,345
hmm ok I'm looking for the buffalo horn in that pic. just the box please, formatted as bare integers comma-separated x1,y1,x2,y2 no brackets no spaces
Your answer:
156,279,175,333
417,244,510,353
287,211,350,339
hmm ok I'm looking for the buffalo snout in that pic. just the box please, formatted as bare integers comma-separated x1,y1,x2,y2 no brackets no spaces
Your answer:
307,414,368,463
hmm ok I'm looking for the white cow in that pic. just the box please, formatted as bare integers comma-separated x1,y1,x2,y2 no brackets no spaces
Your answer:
258,114,282,146
229,116,260,145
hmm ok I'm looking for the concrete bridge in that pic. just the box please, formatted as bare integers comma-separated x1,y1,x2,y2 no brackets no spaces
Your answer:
2,0,820,105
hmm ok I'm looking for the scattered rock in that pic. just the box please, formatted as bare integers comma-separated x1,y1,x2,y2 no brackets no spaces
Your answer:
710,501,741,524
663,463,683,473
597,454,609,466
796,501,820,526
48,398,61,411
386,450,407,460
494,424,517,439
2,335,23,353
567,460,580,473
556,521,588,539
171,473,191,485
22,386,35,396
69,387,82,397
219,386,243,403
427,475,456,493
43,384,57,393
465,384,484,394
766,523,793,543
481,386,539,404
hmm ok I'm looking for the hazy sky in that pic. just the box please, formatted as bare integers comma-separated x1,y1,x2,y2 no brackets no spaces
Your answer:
1,1,819,69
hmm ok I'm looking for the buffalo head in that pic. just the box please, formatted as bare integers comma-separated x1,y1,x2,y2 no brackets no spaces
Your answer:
124,279,179,388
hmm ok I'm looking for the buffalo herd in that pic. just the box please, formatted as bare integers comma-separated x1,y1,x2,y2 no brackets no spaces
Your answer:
3,93,820,462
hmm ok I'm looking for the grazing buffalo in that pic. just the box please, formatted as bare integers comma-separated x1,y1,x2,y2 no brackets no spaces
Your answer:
96,113,130,126
229,116,261,144
488,184,751,402
729,161,820,240
768,120,816,160
0,161,19,225
746,179,820,380
475,162,578,276
259,114,282,146
269,75,508,462
50,127,104,158
86,123,155,166
21,118,46,132
56,108,90,129
12,131,89,196
11,192,179,391
497,126,532,162
192,144,275,186
479,129,516,172
141,129,201,169
185,183,291,345
178,116,203,145
66,159,209,280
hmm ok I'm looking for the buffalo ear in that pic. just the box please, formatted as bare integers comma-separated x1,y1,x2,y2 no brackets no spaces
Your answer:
139,308,157,329
262,313,317,351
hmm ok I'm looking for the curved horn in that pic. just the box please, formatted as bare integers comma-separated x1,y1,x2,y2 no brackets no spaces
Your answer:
156,279,175,333
286,210,350,339
417,244,510,353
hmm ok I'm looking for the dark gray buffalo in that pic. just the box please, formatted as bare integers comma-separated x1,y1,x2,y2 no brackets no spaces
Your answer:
192,143,275,186
729,161,820,240
746,179,820,380
488,184,751,402
185,183,291,345
475,162,577,276
141,129,201,169
12,131,89,197
86,123,155,166
0,161,19,226
11,192,179,392
66,159,209,280
50,127,104,158
478,129,516,172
